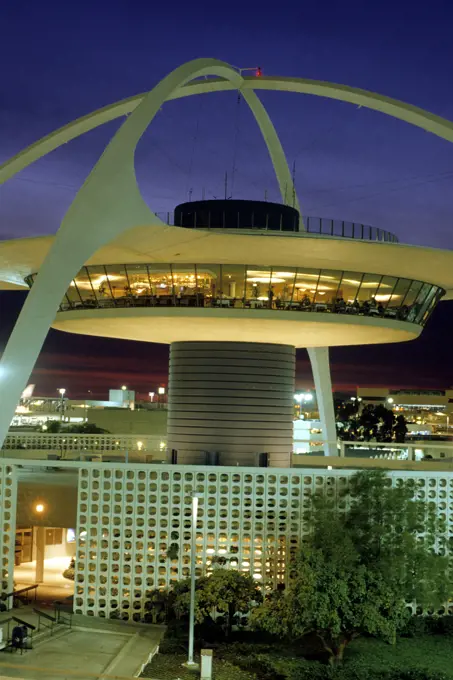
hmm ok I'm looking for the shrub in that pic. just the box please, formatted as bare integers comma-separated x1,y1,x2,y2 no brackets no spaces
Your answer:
158,637,186,655
223,653,327,680
62,557,75,581
437,616,453,636
163,619,187,639
229,655,452,680
333,667,450,680
401,615,453,638
268,657,327,680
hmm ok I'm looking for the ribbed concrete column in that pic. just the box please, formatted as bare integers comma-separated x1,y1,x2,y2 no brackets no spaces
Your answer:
167,342,295,467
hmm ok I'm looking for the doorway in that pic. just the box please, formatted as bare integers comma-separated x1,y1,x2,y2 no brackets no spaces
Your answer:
14,526,75,606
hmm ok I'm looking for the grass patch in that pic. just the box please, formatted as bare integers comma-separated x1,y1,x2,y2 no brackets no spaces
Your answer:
140,652,256,680
346,636,453,677
140,634,453,680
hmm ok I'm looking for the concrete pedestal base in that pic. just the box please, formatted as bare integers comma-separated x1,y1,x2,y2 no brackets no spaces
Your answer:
167,341,295,467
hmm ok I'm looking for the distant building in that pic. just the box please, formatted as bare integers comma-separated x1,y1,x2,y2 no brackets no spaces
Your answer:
108,388,135,408
356,387,453,435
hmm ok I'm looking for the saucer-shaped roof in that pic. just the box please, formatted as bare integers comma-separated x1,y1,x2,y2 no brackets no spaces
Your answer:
1,225,453,299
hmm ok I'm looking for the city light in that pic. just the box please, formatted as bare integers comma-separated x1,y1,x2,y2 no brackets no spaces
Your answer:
158,387,166,395
294,392,313,403
58,388,66,423
121,385,127,391
387,397,394,404
436,412,450,431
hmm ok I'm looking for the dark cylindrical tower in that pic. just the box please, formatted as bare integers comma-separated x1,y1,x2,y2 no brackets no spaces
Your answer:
167,341,295,467
174,199,300,232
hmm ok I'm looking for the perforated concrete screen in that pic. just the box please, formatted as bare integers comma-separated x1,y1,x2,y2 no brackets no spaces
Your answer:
0,465,17,599
72,465,453,621
1,461,452,620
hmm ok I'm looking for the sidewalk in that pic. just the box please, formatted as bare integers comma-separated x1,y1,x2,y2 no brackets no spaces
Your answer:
0,607,165,680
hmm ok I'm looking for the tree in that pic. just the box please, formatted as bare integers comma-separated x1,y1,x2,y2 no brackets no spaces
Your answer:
394,414,408,443
44,420,61,433
252,471,451,666
345,471,450,609
67,423,109,434
372,404,395,441
336,402,408,443
335,399,360,440
164,569,262,637
41,421,109,434
144,588,172,624
202,569,262,636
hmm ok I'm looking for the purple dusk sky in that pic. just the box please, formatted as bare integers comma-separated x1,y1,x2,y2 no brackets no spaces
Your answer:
1,0,453,398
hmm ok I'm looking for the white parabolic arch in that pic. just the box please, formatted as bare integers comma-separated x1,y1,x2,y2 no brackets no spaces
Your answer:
0,58,302,446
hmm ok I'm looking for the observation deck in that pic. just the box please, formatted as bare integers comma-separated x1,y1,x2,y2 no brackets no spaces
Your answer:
17,200,442,348
25,261,442,347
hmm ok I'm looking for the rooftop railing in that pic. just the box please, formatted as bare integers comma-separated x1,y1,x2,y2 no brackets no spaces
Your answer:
156,212,399,243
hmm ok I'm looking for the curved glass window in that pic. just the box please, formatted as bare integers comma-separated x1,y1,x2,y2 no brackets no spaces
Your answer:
25,265,444,328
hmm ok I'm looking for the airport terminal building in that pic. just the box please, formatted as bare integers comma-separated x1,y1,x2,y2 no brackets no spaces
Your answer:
1,58,453,620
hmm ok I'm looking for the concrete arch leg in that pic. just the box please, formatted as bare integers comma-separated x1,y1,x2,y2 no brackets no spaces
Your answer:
307,347,338,457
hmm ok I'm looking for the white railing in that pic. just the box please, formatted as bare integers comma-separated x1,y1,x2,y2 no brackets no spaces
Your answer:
293,438,453,462
4,432,453,466
2,432,166,453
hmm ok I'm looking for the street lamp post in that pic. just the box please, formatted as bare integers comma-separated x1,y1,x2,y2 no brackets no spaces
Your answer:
85,389,92,422
57,388,66,422
186,491,202,669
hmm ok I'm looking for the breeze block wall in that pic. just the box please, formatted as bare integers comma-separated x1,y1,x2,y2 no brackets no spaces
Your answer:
0,464,17,602
73,465,453,621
